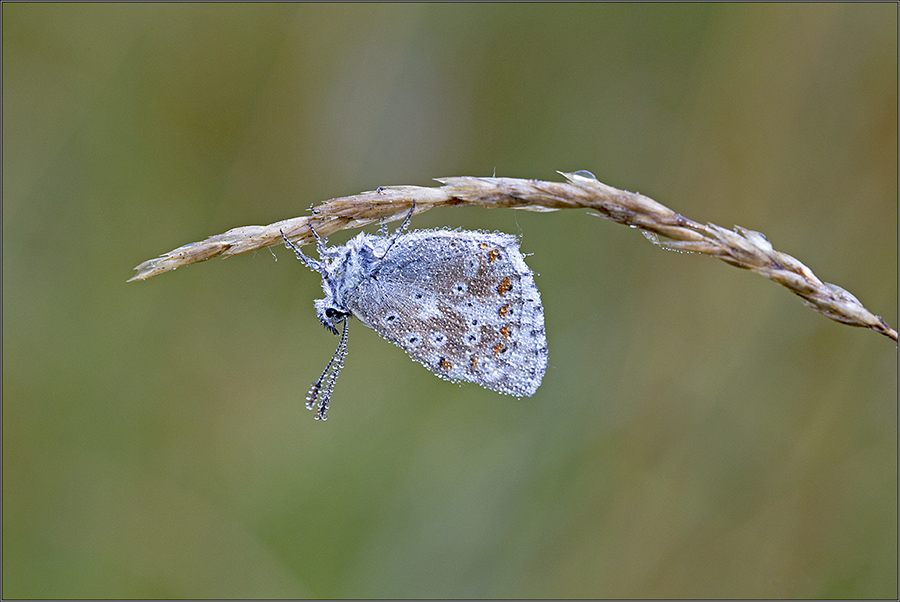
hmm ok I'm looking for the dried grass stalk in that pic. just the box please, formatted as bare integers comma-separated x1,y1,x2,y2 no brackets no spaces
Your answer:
129,171,897,342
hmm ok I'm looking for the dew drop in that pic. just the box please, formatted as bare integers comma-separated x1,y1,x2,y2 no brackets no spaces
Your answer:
373,241,389,259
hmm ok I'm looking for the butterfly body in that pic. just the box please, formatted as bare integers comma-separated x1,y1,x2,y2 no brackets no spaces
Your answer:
284,209,547,420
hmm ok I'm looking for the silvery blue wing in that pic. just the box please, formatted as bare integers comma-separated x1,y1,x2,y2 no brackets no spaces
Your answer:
283,208,547,420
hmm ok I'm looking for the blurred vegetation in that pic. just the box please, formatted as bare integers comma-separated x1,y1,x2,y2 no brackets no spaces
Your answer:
3,4,896,598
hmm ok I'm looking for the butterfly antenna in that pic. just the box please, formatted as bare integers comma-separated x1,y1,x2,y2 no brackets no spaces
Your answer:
305,317,349,421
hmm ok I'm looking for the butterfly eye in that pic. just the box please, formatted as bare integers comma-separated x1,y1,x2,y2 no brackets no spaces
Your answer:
325,308,338,318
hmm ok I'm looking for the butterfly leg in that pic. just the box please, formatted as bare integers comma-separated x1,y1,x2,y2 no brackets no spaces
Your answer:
280,227,326,275
375,200,417,259
395,199,416,236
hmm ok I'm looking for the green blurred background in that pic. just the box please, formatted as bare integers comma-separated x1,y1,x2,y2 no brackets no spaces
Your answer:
3,4,896,598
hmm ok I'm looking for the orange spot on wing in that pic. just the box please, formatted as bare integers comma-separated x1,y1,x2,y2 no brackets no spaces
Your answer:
497,277,511,296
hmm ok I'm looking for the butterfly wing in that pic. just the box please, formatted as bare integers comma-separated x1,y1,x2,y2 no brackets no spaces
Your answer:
348,230,547,397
